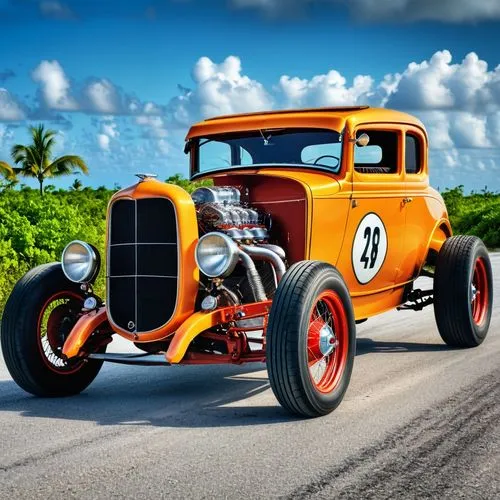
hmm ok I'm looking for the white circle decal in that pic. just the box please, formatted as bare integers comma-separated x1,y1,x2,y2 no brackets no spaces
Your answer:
352,213,388,284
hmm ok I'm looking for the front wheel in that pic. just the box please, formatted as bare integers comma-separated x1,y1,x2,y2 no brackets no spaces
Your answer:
266,261,356,418
1,263,105,396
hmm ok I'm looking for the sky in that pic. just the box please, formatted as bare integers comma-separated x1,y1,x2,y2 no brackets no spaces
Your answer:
0,0,500,192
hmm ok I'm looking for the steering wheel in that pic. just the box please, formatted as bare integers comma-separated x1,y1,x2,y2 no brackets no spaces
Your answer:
312,155,340,167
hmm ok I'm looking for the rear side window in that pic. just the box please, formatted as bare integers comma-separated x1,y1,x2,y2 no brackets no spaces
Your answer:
405,134,422,174
354,130,399,174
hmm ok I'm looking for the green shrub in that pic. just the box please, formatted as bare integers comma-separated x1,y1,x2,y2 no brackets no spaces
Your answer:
0,180,498,315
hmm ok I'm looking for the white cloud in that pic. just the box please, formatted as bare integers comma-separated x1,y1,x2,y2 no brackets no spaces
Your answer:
417,110,493,150
85,80,120,114
487,112,500,146
230,0,500,23
416,111,453,150
9,50,500,191
386,51,500,113
102,120,119,139
135,115,172,157
31,60,163,117
32,60,78,111
0,88,25,120
39,1,75,20
429,148,500,192
441,148,460,168
449,112,490,149
276,51,500,116
278,71,374,108
156,139,170,156
96,118,119,151
349,0,500,23
143,102,161,114
0,124,14,149
169,56,272,126
136,115,168,138
387,51,455,110
97,133,110,151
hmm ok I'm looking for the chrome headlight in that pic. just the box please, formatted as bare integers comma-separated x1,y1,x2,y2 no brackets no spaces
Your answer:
61,240,100,283
195,232,239,278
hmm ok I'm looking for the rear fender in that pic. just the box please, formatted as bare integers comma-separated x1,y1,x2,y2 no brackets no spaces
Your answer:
426,219,452,265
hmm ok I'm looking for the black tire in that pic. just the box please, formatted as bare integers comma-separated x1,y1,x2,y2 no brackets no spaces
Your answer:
1,263,104,396
266,261,356,418
434,235,493,347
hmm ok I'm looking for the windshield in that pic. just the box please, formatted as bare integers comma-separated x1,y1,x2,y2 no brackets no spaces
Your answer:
191,128,343,177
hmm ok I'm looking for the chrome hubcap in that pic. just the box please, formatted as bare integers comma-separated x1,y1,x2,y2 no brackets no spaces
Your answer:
471,283,478,303
319,324,337,357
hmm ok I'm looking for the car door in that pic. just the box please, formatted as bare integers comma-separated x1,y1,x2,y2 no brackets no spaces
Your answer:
336,125,406,296
399,127,442,282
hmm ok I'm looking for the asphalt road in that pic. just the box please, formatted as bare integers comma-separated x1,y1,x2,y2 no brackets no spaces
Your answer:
1,254,499,499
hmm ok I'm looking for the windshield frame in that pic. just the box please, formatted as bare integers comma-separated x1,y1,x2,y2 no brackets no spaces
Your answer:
188,127,345,180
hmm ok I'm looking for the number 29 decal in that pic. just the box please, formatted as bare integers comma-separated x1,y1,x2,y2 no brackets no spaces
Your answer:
352,213,388,284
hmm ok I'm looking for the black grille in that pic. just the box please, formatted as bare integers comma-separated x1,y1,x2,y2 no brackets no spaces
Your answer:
107,198,178,333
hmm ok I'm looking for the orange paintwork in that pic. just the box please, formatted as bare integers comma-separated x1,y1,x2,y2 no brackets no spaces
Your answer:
62,307,108,359
166,301,272,364
188,107,450,321
64,106,451,362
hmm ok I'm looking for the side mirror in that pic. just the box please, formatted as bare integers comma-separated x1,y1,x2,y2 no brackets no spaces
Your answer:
356,133,370,147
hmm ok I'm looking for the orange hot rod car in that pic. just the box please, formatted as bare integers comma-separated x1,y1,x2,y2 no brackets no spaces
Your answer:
1,106,494,417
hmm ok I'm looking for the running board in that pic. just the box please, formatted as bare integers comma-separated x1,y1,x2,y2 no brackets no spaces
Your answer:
88,353,170,366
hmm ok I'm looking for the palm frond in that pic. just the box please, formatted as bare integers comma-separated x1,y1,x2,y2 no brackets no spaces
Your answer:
11,144,41,177
29,125,57,165
11,144,30,164
0,161,16,180
45,155,89,177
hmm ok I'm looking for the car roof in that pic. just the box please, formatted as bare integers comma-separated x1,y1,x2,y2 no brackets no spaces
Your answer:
186,106,426,140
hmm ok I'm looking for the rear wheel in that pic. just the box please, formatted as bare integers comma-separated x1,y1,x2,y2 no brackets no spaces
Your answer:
434,236,493,347
1,263,105,396
266,261,356,418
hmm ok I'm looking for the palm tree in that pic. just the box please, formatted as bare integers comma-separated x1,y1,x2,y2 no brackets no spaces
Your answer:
5,124,89,196
70,178,83,191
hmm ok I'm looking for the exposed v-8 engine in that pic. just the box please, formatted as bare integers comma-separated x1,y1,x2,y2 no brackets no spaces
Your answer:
191,186,287,310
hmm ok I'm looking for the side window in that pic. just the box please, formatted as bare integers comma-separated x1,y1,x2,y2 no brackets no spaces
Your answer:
354,130,399,174
405,134,421,174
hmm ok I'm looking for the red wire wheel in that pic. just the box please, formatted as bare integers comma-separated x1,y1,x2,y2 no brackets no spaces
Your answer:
306,290,348,394
37,291,84,373
471,257,489,326
266,261,356,418
1,263,106,396
434,235,493,348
